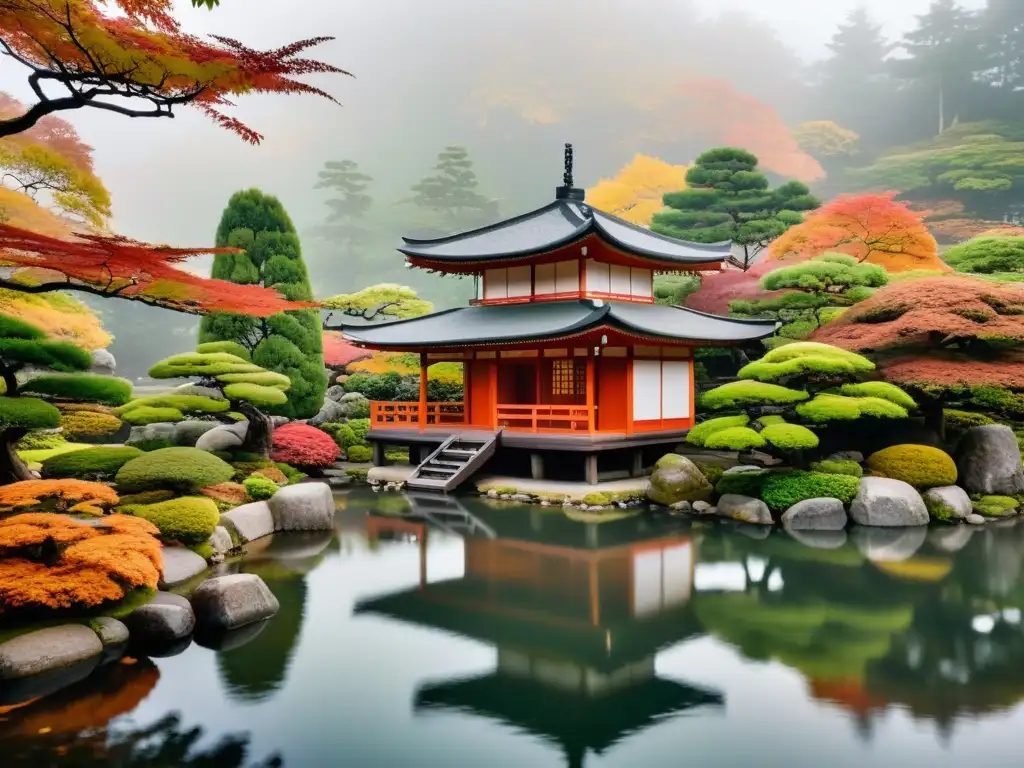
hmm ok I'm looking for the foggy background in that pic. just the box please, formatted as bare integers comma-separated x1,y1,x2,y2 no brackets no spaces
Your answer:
0,0,991,373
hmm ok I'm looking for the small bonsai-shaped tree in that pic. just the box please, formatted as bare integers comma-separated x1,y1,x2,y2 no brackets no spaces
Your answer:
689,342,916,462
117,342,290,456
943,235,1024,277
322,283,433,324
20,370,133,442
729,253,889,342
0,313,132,482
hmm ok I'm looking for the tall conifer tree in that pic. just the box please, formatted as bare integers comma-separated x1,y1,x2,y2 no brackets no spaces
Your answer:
199,189,325,420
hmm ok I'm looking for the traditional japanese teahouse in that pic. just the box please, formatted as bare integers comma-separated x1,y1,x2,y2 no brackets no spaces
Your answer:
338,146,777,490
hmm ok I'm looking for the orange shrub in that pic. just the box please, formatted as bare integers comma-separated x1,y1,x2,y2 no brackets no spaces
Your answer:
0,513,161,617
0,479,119,515
201,481,248,506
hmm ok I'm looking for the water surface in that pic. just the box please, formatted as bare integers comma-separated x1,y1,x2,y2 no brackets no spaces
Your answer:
3,490,1024,767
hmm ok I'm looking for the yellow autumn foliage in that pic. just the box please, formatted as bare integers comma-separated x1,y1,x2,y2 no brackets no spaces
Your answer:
0,288,111,349
587,154,687,226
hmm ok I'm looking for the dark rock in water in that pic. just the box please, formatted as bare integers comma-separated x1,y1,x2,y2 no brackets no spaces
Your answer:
646,456,713,506
0,625,102,681
0,655,100,707
123,591,195,656
782,498,848,531
195,618,270,651
92,617,129,647
957,425,1024,496
191,574,280,633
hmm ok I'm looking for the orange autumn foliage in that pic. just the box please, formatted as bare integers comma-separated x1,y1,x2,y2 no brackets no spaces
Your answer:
664,78,825,183
0,513,161,616
770,192,948,272
0,479,119,515
587,154,688,226
0,289,111,349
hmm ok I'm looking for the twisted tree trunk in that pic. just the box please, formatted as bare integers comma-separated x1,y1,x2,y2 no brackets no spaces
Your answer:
236,401,274,457
0,428,34,484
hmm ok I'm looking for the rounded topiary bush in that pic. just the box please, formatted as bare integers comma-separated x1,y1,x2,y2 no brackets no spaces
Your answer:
121,496,220,545
687,415,750,447
115,447,235,494
810,459,863,477
865,444,957,489
59,409,122,440
243,475,279,501
271,423,340,468
760,471,861,513
41,446,144,480
347,444,373,463
704,426,766,451
21,374,134,406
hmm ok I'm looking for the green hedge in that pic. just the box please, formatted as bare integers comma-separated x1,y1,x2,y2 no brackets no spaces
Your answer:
243,475,279,501
0,396,61,429
760,471,861,513
16,431,66,451
122,496,220,546
42,446,143,479
347,445,373,463
810,459,863,477
115,447,235,494
715,471,769,498
21,374,133,406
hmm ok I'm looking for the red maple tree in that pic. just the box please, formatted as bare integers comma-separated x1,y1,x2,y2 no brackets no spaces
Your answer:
770,192,948,272
684,260,782,315
0,225,315,315
0,0,349,143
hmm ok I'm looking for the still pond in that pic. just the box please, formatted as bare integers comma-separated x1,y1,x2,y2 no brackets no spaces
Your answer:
3,488,1024,767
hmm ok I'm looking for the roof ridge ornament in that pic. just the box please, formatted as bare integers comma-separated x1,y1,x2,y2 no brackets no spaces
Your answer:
555,142,585,202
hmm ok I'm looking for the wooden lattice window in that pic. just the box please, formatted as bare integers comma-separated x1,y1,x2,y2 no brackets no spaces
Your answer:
551,358,586,397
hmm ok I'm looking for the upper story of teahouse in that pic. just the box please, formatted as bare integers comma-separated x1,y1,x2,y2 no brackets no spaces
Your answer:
398,145,730,306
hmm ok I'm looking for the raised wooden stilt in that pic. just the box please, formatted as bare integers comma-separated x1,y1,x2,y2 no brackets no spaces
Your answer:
585,454,599,485
372,441,386,467
530,453,545,480
631,449,644,477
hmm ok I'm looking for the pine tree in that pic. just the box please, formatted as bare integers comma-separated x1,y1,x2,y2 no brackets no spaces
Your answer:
893,0,984,134
650,148,819,271
199,189,326,420
313,159,374,253
406,146,498,236
976,0,1024,119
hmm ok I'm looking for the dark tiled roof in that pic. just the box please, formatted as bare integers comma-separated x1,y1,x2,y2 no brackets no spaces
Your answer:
399,199,730,266
338,299,778,348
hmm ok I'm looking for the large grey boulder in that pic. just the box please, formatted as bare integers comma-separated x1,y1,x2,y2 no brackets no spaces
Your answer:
782,498,848,531
339,392,369,418
195,421,248,452
849,477,929,527
122,592,195,648
646,455,713,507
159,547,209,589
91,348,116,375
127,422,176,448
269,482,334,531
717,494,773,525
923,485,973,522
956,425,1024,496
221,501,274,544
852,526,927,562
326,384,346,403
309,397,345,427
0,625,102,680
173,420,220,447
209,525,234,555
191,574,280,633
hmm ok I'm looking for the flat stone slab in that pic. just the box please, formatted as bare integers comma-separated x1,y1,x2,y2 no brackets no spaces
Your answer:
191,574,280,633
160,547,209,589
475,475,649,502
221,501,275,544
0,625,103,681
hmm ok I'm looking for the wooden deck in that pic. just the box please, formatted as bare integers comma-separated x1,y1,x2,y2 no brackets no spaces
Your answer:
367,426,687,453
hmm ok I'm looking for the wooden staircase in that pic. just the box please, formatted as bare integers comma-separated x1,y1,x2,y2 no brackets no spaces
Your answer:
405,429,501,493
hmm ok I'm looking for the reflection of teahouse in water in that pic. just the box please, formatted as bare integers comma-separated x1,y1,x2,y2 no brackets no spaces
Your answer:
358,498,723,768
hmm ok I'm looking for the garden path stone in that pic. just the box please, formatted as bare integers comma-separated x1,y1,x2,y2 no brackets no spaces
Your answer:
0,625,103,680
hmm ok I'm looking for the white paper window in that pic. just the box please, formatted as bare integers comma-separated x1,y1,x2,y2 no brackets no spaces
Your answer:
555,260,580,294
632,550,663,618
632,359,662,422
586,261,610,293
507,265,531,298
534,263,556,295
631,268,652,297
484,268,507,299
610,264,631,295
661,361,691,419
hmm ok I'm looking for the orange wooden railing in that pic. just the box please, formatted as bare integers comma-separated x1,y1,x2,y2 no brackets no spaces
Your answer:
370,401,466,428
496,404,594,433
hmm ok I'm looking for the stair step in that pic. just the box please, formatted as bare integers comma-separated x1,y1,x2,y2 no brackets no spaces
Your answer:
430,459,465,467
422,465,457,475
443,449,477,457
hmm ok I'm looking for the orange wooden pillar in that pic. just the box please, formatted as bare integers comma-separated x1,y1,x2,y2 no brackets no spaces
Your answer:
586,353,596,433
419,351,428,431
